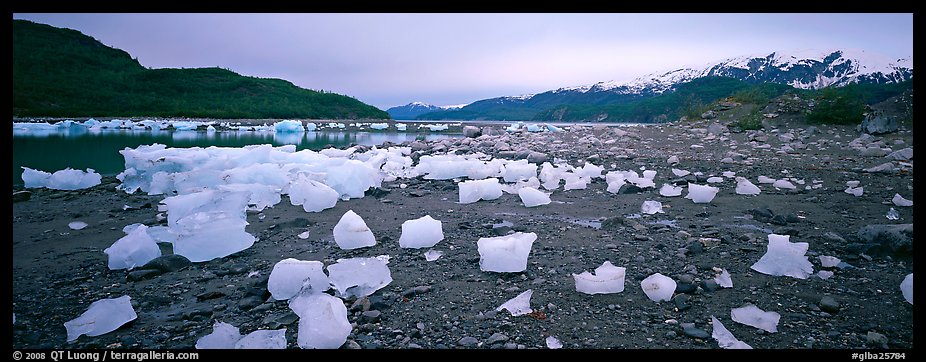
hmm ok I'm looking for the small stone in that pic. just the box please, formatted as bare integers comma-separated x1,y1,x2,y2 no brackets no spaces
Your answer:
361,310,382,323
819,296,840,314
138,254,192,273
237,296,263,311
700,280,720,292
866,331,888,348
402,285,432,297
527,152,549,164
195,291,226,301
458,336,479,347
486,332,509,345
675,282,697,294
822,232,846,243
673,295,691,311
127,269,162,282
681,323,710,339
250,303,273,313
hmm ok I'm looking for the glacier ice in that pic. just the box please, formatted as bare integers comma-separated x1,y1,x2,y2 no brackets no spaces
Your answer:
326,256,392,298
707,176,724,183
539,162,561,190
496,289,533,316
818,255,841,268
69,221,89,230
605,171,627,193
892,193,913,207
518,187,551,208
289,293,351,349
64,295,137,342
757,176,776,184
424,249,443,261
641,200,664,215
503,160,538,182
671,168,690,177
546,336,563,349
711,316,752,349
398,215,444,249
640,273,676,302
714,268,733,288
274,120,305,133
563,175,589,190
22,167,102,190
369,123,389,130
817,270,834,280
886,207,899,220
659,183,683,197
298,231,311,239
287,177,339,212
901,273,912,304
844,186,864,197
685,183,719,203
642,170,657,180
750,234,813,279
477,232,536,273
196,321,242,349
234,329,287,349
573,261,626,295
459,178,504,204
170,208,256,263
395,123,407,131
333,210,377,250
104,225,162,270
730,304,780,333
268,258,330,300
772,179,797,190
305,122,317,131
576,162,604,179
735,177,761,196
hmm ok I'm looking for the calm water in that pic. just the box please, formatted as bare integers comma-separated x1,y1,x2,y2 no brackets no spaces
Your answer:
12,128,459,186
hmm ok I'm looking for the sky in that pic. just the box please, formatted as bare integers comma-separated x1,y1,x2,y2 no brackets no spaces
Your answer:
12,13,914,110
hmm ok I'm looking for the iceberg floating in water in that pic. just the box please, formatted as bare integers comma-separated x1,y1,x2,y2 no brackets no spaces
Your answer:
459,178,504,204
901,273,913,305
711,316,752,349
685,183,719,203
398,215,444,249
659,183,683,197
730,304,780,333
64,295,137,342
496,289,533,316
751,234,813,279
369,123,389,130
104,225,162,270
196,321,243,349
326,256,392,298
573,261,626,295
892,194,913,207
333,210,377,250
518,187,551,208
735,177,761,196
289,293,351,349
22,167,102,190
641,200,664,215
477,232,536,273
640,273,676,302
268,258,330,300
234,329,287,349
274,120,305,133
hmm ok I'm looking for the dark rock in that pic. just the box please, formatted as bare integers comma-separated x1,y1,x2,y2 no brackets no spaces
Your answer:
486,332,509,345
750,207,775,223
854,224,913,256
674,294,691,311
343,339,362,349
681,323,710,339
138,254,192,273
402,285,432,297
819,296,840,314
858,111,900,135
250,303,273,313
886,148,913,161
120,336,137,347
462,126,482,138
182,308,212,321
223,264,249,275
365,187,391,198
701,110,716,120
195,291,226,301
707,123,727,135
408,190,428,197
497,151,519,159
361,310,382,323
700,279,720,292
865,331,889,348
237,296,263,311
368,295,392,310
686,241,704,255
350,297,371,312
491,226,513,236
771,215,789,226
127,269,162,282
618,184,644,194
12,190,32,203
675,282,697,294
457,336,479,347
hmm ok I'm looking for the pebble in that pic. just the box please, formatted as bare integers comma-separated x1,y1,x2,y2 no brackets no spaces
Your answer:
457,336,479,347
361,310,382,323
681,323,710,339
343,340,362,349
819,296,840,314
486,332,509,345
237,296,263,311
673,295,691,311
402,285,432,297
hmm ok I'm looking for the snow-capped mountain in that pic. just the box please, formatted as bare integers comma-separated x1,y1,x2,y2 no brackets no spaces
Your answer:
386,101,468,119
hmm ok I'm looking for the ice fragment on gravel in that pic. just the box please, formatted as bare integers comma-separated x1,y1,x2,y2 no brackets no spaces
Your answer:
734,177,761,196
22,167,102,190
772,179,796,190
707,176,724,183
196,321,242,349
424,250,443,261
234,329,287,349
326,257,392,298
886,208,899,220
477,232,536,272
573,261,626,294
289,293,351,349
672,168,690,177
640,273,676,302
64,295,137,342
69,221,88,230
892,194,913,207
332,210,376,250
458,178,504,204
750,234,813,279
659,184,683,197
298,231,311,239
714,269,733,288
818,256,841,268
563,175,589,190
546,336,563,349
730,304,779,333
268,258,330,300
844,186,863,197
711,316,752,349
288,177,339,212
104,225,161,270
641,200,664,214
685,183,719,203
667,156,679,165
816,270,834,280
901,273,913,304
503,160,539,182
399,215,444,249
539,162,561,190
496,289,533,316
518,187,551,208
757,176,776,184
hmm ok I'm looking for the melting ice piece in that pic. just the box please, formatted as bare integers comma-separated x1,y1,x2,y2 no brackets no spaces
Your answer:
886,208,899,220
573,261,626,294
424,249,443,261
234,329,287,349
289,293,351,349
772,179,797,190
563,175,589,190
659,184,683,197
196,321,242,349
818,256,841,268
711,316,752,349
496,289,533,316
722,171,736,178
735,177,761,196
707,176,724,183
816,270,834,280
459,178,504,204
274,120,305,133
64,295,137,342
577,162,604,179
685,183,719,204
641,200,664,214
518,187,551,208
22,167,102,190
730,304,780,333
846,180,860,188
104,225,161,270
399,215,444,249
477,232,536,273
714,269,733,288
750,234,813,279
640,273,676,302
672,168,690,177
326,256,392,298
844,186,863,197
539,163,561,190
892,194,913,207
268,258,330,300
757,176,776,184
172,212,255,262
298,231,311,239
333,210,376,250
546,336,563,349
503,160,539,182
69,221,89,230
288,178,339,212
901,273,913,305
642,170,657,180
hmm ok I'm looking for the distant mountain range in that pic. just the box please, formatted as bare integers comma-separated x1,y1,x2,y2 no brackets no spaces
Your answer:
386,102,467,120
412,49,913,122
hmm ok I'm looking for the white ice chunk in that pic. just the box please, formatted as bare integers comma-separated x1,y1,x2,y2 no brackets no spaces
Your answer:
104,225,161,270
901,273,913,305
546,336,563,349
642,170,657,180
685,183,719,203
887,207,899,220
605,171,627,193
503,160,538,182
730,304,780,333
196,321,242,349
817,270,834,280
287,178,339,213
722,171,736,178
305,122,317,131
268,258,330,300
563,175,588,190
735,177,761,196
234,329,287,349
750,234,813,279
69,221,88,230
458,178,503,204
289,293,351,349
477,232,536,273
714,269,733,288
539,162,561,190
672,168,690,177
332,210,376,250
424,249,443,261
496,289,533,316
274,120,305,133
667,155,679,164
369,123,389,130
64,295,137,342
757,176,776,184
707,176,724,183
818,255,841,268
298,231,311,239
576,163,604,179
772,179,797,190
326,256,392,298
398,215,444,249
518,187,551,208
892,194,913,207
711,316,752,349
640,200,664,215
172,212,255,262
640,273,676,302
846,180,860,188
573,261,626,295
659,183,683,197
844,186,863,197
22,167,102,190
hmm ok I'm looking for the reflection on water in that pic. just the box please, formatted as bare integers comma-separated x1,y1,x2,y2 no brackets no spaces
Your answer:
12,128,459,186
